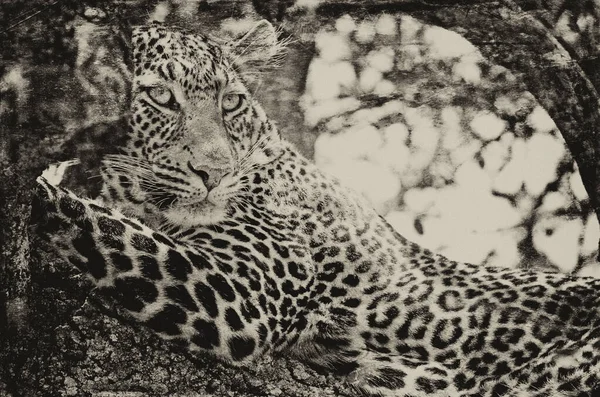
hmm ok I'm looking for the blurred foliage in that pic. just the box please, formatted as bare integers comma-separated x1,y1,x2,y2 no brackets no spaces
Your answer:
547,0,600,57
545,0,600,92
302,13,600,275
0,0,78,66
0,0,156,67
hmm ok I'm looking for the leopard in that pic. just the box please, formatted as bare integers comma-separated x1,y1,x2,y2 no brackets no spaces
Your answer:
34,20,600,396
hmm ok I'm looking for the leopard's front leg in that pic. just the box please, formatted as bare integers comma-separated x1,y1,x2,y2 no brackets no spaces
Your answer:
35,176,269,366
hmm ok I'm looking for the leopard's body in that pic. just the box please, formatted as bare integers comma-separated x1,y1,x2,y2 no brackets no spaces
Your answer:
36,21,600,396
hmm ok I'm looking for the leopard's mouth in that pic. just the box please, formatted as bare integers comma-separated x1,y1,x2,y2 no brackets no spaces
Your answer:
174,190,226,208
181,199,216,211
149,189,209,210
162,197,229,227
141,179,233,226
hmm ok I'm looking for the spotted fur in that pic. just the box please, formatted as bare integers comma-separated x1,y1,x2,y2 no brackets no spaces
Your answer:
36,21,600,396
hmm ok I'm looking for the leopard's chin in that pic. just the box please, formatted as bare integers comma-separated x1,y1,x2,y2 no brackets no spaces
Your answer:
163,200,229,227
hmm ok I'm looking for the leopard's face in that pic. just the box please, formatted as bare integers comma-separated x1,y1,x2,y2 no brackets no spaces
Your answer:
103,23,282,227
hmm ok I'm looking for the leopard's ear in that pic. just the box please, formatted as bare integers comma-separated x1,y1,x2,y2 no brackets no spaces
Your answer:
227,20,287,87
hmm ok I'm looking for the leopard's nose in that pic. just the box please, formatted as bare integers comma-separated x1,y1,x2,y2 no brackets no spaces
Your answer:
187,161,228,190
187,161,209,185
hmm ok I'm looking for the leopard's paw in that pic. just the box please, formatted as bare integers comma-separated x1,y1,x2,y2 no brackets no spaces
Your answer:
34,174,90,240
35,176,60,209
40,159,80,187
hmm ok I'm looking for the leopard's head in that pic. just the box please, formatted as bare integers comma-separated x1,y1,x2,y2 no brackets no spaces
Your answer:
103,21,286,226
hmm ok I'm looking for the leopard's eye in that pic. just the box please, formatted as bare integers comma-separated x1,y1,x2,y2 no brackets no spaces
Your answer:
221,93,243,112
146,86,178,109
